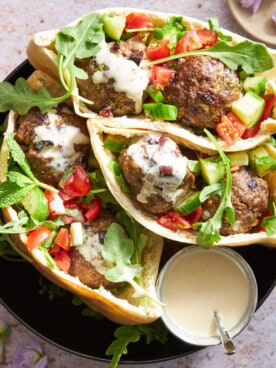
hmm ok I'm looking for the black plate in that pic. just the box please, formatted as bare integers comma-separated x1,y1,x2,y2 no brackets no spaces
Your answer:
0,61,276,364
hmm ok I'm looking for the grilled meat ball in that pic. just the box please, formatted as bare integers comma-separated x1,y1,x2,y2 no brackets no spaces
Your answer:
119,134,195,214
68,213,123,289
163,55,241,129
75,38,150,116
202,167,269,235
15,105,90,186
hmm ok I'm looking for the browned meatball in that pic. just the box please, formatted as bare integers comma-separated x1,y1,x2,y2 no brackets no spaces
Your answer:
75,38,150,116
202,167,269,235
68,213,123,289
119,134,195,214
15,105,90,186
163,55,241,129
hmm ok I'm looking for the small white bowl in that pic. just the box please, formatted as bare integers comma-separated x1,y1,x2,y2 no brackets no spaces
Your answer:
156,246,258,346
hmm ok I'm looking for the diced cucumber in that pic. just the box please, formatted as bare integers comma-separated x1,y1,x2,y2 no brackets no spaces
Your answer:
70,222,84,246
187,160,201,177
175,191,201,215
103,134,128,153
21,187,49,222
231,91,265,129
103,14,126,41
199,157,225,184
243,76,267,95
248,146,276,177
227,151,249,167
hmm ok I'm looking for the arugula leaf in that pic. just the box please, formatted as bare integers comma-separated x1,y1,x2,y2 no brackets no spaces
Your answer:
199,182,224,202
196,130,235,248
208,17,232,42
106,321,168,368
151,40,274,73
56,13,104,83
0,78,72,115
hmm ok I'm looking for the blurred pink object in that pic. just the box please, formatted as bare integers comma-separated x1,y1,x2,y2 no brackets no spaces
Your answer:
240,0,262,13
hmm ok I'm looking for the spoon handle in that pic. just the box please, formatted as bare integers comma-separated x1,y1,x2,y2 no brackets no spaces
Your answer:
214,311,236,355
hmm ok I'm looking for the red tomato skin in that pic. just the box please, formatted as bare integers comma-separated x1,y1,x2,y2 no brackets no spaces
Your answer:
196,29,218,48
151,65,174,87
146,39,170,61
184,206,203,224
261,94,276,121
84,198,101,221
44,190,66,216
54,228,72,251
242,121,261,139
176,30,202,54
27,226,52,251
157,210,191,231
216,112,246,145
125,13,153,29
59,165,91,198
54,251,71,273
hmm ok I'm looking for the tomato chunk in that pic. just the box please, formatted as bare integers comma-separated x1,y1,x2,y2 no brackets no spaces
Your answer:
216,112,246,145
125,13,153,29
54,250,71,273
59,165,91,198
27,226,52,251
184,206,203,224
45,190,66,216
176,30,202,54
146,39,170,61
261,94,276,121
196,29,218,48
84,198,101,221
157,210,191,231
54,228,72,251
151,65,174,87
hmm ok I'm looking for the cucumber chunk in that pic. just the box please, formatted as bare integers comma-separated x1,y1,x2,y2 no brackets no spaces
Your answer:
103,14,126,41
243,76,267,95
248,146,276,177
22,187,49,221
231,91,265,129
227,151,249,167
199,157,225,184
175,191,201,215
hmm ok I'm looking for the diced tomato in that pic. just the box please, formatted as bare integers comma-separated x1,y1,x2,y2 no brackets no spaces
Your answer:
53,250,71,273
261,94,276,121
27,226,52,251
125,13,153,29
54,228,72,251
44,190,66,216
84,198,101,221
59,165,91,198
146,39,170,61
176,29,218,54
176,30,202,54
196,29,218,48
49,243,61,256
157,210,191,231
216,112,246,145
242,95,276,139
151,65,174,87
184,206,203,224
62,199,85,224
242,121,261,139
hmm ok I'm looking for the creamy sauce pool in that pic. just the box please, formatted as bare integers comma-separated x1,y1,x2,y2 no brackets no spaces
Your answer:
160,250,250,337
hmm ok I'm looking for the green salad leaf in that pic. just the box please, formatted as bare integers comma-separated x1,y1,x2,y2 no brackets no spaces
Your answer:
151,39,274,74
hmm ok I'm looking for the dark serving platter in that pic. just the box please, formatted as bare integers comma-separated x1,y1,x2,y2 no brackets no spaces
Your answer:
0,60,276,364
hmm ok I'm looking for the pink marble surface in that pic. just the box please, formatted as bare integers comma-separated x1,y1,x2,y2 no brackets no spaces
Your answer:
0,0,275,367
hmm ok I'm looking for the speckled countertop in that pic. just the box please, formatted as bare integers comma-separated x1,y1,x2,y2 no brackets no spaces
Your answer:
0,0,275,367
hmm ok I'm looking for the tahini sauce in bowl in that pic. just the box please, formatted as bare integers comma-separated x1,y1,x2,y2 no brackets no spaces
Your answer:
156,246,258,346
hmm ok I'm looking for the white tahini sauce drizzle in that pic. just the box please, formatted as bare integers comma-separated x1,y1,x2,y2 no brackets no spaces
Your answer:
33,109,90,171
92,41,150,114
127,134,188,204
78,232,108,275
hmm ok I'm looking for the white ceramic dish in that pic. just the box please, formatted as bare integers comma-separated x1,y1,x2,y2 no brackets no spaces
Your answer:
156,246,258,346
227,0,276,46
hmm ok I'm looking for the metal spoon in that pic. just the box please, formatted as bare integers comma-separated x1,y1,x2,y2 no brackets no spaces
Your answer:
214,311,236,355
